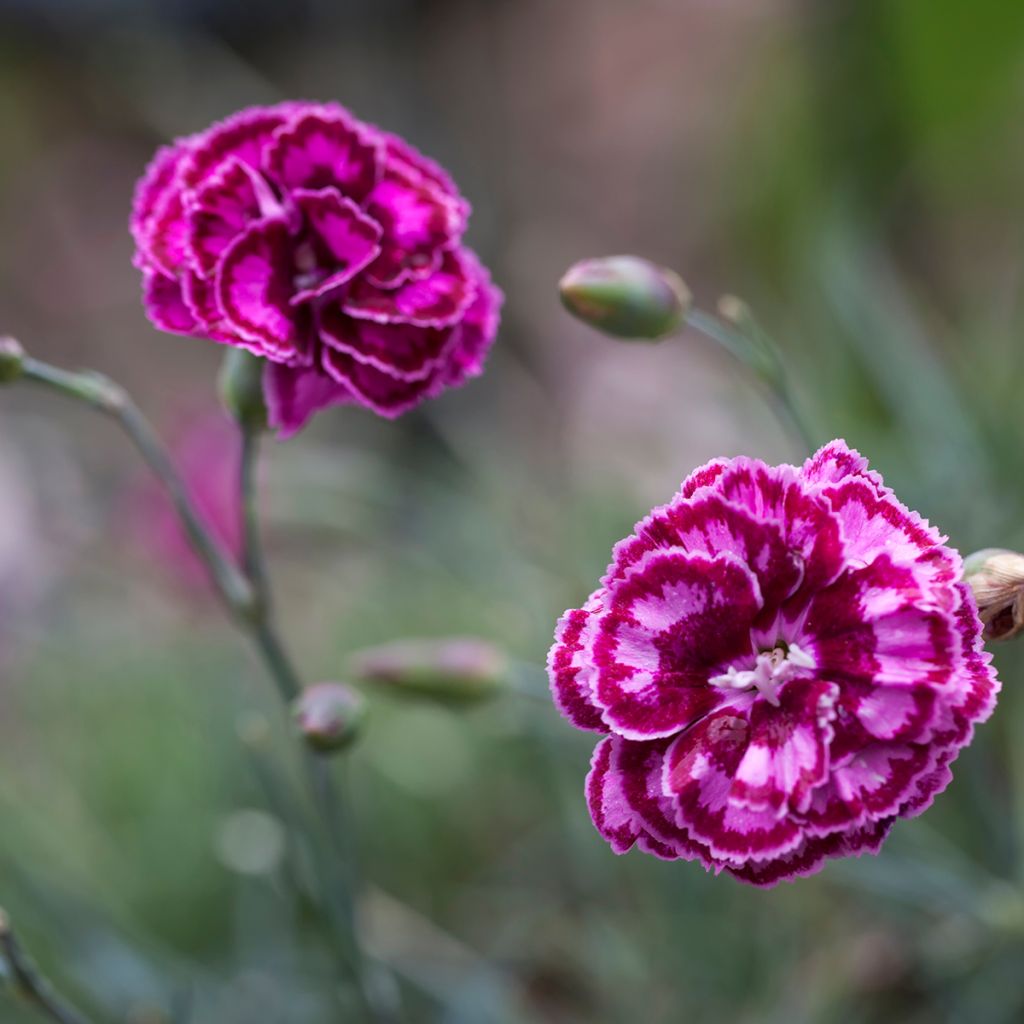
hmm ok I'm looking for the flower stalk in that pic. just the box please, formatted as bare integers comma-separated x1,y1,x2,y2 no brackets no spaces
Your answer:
0,910,93,1024
8,350,388,1020
690,301,815,452
18,357,255,619
559,257,816,452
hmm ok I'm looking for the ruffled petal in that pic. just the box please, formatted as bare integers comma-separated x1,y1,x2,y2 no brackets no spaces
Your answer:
291,188,382,302
319,306,455,382
181,105,294,190
729,678,839,816
365,160,464,287
592,549,762,739
186,157,262,278
320,345,440,418
131,142,189,268
344,247,475,327
264,108,383,202
665,709,805,863
215,217,307,361
264,361,351,439
143,270,197,335
605,491,801,614
548,596,607,733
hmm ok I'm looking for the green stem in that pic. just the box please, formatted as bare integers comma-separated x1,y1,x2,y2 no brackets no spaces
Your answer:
14,357,387,1019
0,910,93,1024
240,427,270,608
20,359,255,617
236,422,392,1021
684,308,816,452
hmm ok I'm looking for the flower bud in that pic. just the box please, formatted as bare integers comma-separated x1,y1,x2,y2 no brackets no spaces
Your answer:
963,548,1024,641
349,637,507,704
0,337,25,384
293,682,366,753
559,256,691,340
218,348,267,431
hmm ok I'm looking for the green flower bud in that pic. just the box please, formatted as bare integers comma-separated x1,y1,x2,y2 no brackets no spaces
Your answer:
0,337,25,384
218,348,267,431
349,637,507,704
963,548,1024,641
559,256,691,340
293,683,366,753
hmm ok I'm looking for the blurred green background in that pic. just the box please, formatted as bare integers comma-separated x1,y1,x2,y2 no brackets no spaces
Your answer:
3,1,1024,1021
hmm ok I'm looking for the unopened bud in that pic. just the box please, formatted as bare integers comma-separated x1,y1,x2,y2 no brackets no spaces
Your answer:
218,348,267,431
559,256,691,340
349,637,507,704
717,294,752,328
0,337,25,384
293,683,366,753
963,548,1024,641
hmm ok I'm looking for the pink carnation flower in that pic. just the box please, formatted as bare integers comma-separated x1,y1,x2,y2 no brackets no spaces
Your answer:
548,440,999,886
131,102,502,436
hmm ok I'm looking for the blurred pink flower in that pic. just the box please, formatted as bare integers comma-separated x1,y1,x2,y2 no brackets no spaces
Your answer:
548,440,999,886
130,409,241,591
131,102,502,437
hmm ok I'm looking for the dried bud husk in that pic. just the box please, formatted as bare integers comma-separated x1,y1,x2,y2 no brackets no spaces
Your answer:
0,337,25,384
218,348,267,431
963,548,1024,641
293,682,366,753
559,256,691,340
349,637,507,704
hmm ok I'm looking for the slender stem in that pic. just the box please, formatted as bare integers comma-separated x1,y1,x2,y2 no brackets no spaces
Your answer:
684,308,816,452
0,911,93,1024
20,359,255,618
240,427,270,608
236,422,390,1020
12,357,385,1017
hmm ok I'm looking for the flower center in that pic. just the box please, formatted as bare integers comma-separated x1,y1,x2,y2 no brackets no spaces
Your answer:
708,642,816,707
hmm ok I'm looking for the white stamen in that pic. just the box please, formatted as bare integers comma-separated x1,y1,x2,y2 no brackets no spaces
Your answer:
709,643,817,707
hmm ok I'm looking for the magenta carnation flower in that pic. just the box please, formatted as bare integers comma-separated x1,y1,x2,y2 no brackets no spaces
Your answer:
131,102,502,436
548,440,999,886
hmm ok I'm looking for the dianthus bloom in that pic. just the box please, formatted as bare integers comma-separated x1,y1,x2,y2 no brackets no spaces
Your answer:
131,102,501,436
548,441,998,886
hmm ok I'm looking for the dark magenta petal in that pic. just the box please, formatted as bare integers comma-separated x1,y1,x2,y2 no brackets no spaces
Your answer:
143,270,197,335
605,491,801,613
715,459,845,596
438,254,504,386
381,132,466,209
180,105,294,190
319,305,456,383
587,737,648,854
592,550,761,739
263,361,352,439
365,161,464,286
320,345,439,418
131,143,189,268
145,189,190,278
725,819,892,887
344,247,475,327
290,188,382,302
548,597,608,734
801,439,886,492
611,737,717,865
216,217,305,362
665,709,805,863
265,109,382,202
728,678,838,816
804,555,958,690
186,157,262,278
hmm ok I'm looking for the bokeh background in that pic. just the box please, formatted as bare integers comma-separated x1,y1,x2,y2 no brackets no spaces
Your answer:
3,1,1024,1021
